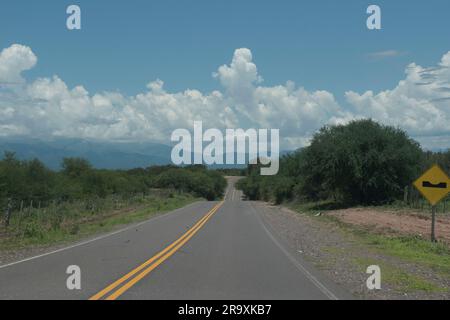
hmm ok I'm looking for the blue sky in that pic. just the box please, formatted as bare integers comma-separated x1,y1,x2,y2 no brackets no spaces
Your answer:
1,0,448,95
0,0,449,150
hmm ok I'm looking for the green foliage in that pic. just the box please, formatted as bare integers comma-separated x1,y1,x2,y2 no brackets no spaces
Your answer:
424,150,450,173
61,158,93,179
237,174,295,204
0,153,54,206
154,166,226,201
215,168,246,176
238,120,442,206
0,154,227,215
299,120,424,204
0,152,227,248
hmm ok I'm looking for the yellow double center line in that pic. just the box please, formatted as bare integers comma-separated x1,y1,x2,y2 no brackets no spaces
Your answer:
89,201,224,300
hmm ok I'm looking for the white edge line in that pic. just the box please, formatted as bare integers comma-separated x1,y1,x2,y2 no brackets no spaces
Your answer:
223,181,232,201
0,201,205,270
249,202,339,301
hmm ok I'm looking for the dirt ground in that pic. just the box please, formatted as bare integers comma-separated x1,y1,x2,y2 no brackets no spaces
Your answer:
329,208,450,243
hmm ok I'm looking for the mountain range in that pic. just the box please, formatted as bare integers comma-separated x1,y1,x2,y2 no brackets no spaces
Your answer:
0,137,173,170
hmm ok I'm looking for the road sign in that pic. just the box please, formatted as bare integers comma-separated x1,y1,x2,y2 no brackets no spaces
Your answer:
413,165,450,206
413,165,450,242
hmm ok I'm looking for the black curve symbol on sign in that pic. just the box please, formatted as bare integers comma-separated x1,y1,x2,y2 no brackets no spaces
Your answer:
422,181,447,189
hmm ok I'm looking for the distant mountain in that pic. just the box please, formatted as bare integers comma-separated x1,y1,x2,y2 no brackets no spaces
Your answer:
0,137,293,171
0,138,173,170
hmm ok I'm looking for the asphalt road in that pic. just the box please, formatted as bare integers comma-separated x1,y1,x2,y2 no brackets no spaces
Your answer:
0,177,351,300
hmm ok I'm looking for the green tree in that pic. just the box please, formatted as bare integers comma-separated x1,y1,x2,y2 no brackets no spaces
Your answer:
299,119,424,204
24,158,53,202
61,158,93,179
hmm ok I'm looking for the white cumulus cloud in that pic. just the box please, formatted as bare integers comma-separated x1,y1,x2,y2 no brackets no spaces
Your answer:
346,51,450,147
0,44,449,150
0,44,37,83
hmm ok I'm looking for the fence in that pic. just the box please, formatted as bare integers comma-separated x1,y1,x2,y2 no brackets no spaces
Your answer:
403,185,449,214
1,189,177,229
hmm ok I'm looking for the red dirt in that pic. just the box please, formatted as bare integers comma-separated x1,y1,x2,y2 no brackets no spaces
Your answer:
329,208,450,243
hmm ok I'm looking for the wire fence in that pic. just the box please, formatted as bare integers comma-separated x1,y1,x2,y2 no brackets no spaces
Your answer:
403,185,449,215
0,189,177,230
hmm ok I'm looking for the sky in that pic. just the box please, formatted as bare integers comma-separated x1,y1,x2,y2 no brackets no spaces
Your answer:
0,0,449,150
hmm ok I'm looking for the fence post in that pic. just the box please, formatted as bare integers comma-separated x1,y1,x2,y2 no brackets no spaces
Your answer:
4,199,12,228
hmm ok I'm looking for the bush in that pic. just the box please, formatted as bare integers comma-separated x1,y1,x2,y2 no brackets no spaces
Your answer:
154,167,226,200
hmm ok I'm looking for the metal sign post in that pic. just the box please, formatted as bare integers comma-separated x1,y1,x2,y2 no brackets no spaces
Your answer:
431,205,437,243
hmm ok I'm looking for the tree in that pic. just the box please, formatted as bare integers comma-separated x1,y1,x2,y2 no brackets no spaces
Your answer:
24,158,53,202
299,119,424,204
237,119,428,206
0,152,26,201
61,158,93,179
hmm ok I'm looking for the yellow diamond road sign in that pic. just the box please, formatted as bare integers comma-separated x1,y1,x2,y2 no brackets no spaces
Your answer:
413,165,450,206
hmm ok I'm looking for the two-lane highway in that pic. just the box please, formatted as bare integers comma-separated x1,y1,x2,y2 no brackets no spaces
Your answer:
0,177,351,300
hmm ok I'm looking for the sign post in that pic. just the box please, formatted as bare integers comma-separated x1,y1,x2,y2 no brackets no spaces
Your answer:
413,165,450,243
431,206,437,243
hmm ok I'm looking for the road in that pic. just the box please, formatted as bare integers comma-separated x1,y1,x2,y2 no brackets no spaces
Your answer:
0,177,351,300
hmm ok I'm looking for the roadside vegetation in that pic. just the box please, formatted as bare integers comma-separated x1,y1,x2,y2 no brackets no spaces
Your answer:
238,119,449,208
238,119,450,295
0,192,197,250
0,156,226,249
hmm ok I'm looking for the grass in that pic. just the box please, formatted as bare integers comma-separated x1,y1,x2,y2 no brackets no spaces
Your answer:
328,217,450,279
352,257,446,293
289,200,350,213
0,192,199,251
361,234,450,277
